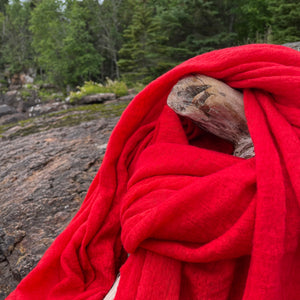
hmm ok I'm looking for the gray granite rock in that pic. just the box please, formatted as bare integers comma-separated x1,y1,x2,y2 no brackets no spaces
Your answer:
0,116,119,298
78,93,116,104
28,102,69,117
283,41,300,51
0,113,27,126
0,105,16,117
118,94,136,102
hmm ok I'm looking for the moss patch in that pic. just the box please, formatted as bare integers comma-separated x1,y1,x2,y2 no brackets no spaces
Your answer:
0,101,130,139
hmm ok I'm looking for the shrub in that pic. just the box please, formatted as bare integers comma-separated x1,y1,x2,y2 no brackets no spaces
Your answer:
24,83,33,89
20,89,32,98
131,82,146,93
69,78,128,103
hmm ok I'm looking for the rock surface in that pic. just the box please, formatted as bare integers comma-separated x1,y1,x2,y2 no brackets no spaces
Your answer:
283,41,300,51
0,86,137,124
0,89,40,116
0,113,26,126
79,93,116,104
0,105,16,117
117,94,136,102
28,102,68,117
0,114,120,299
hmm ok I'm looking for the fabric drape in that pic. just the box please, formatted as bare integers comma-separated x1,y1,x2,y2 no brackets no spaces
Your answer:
7,44,300,300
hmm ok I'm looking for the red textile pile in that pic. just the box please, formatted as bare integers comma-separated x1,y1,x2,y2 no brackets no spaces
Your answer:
8,44,300,300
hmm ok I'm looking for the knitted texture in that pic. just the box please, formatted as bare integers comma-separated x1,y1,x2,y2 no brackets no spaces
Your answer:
7,44,300,300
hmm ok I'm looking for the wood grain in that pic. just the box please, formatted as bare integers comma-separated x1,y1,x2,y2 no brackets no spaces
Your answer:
167,74,254,158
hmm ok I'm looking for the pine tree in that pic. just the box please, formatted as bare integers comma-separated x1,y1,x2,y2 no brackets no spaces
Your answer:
0,0,33,74
0,0,8,13
153,0,236,66
118,0,166,84
268,0,300,44
226,0,272,43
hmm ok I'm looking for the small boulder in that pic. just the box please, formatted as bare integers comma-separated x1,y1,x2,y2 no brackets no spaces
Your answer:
2,89,41,113
2,91,20,107
28,102,68,117
117,94,136,102
77,93,116,105
283,42,300,51
0,105,16,117
0,113,27,125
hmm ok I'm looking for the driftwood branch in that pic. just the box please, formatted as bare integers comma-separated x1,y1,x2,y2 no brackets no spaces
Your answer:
104,274,120,300
167,74,254,158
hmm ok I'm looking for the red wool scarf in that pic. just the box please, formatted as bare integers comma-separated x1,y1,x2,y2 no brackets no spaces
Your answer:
7,44,300,300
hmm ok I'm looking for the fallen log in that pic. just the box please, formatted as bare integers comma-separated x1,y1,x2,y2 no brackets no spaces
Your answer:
104,74,255,299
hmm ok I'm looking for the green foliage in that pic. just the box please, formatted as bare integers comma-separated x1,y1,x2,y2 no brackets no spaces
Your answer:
69,79,128,102
129,82,146,93
24,83,33,89
118,0,168,84
62,0,103,85
30,0,66,84
268,0,300,44
0,0,8,13
92,0,126,80
0,0,299,89
157,0,235,56
20,89,32,98
0,0,33,73
227,0,300,44
104,78,128,96
228,0,272,43
38,89,64,102
30,0,103,86
119,0,238,84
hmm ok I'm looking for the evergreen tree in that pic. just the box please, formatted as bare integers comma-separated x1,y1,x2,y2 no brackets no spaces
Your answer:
118,0,167,83
30,0,103,86
157,0,236,59
63,0,103,85
226,0,271,43
268,0,300,43
0,0,33,74
30,0,66,84
0,0,8,13
0,0,298,88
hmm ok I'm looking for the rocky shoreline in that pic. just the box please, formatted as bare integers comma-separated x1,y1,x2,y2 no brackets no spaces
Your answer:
0,88,133,298
0,83,135,126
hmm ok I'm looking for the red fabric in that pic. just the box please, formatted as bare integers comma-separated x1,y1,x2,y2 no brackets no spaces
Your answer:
7,44,300,300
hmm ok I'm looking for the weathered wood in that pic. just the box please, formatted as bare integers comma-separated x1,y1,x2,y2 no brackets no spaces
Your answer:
104,274,120,300
167,74,254,158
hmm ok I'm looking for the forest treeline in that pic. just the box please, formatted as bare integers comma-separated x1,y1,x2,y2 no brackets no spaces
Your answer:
0,0,299,87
